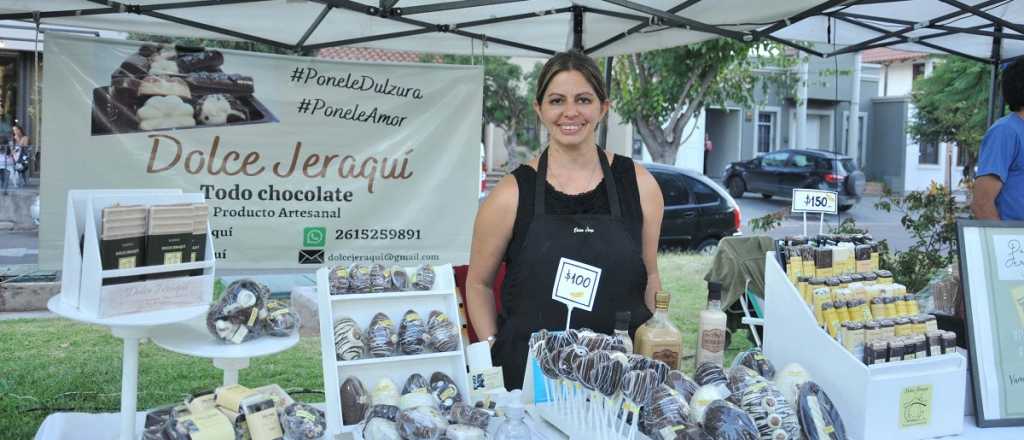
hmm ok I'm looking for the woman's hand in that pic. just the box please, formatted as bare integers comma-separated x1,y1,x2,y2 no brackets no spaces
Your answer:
465,174,519,343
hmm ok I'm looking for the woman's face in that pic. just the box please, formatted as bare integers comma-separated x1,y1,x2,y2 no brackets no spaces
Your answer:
534,69,608,149
12,127,21,137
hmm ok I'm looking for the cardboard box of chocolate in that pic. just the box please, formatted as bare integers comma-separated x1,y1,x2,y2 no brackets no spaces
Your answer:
100,205,148,284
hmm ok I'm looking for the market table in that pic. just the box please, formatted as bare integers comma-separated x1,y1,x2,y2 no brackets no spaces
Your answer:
46,295,208,440
148,317,300,386
32,410,1024,440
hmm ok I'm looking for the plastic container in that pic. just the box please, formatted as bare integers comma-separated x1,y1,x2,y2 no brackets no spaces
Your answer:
763,252,967,440
494,390,530,440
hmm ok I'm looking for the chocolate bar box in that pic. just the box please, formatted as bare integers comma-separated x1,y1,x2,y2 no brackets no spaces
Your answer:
92,43,277,135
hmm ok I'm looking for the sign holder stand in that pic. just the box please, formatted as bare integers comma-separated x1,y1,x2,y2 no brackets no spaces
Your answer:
793,189,839,235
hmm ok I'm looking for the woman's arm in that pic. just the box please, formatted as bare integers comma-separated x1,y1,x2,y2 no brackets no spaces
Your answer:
635,162,664,312
465,175,519,343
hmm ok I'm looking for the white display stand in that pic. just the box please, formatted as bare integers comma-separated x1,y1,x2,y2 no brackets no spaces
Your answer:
60,189,215,316
47,295,207,440
149,317,300,386
315,264,471,438
50,189,217,440
763,251,968,440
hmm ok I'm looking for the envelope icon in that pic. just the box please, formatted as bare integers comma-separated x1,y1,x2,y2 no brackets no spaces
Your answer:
298,249,324,264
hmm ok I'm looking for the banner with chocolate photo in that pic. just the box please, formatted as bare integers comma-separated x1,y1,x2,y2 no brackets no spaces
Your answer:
40,33,482,270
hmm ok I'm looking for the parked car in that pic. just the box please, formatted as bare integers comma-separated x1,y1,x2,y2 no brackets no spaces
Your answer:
645,162,741,255
722,149,866,212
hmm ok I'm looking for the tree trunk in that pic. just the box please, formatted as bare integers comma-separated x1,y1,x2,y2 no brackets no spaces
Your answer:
503,122,520,171
636,118,679,165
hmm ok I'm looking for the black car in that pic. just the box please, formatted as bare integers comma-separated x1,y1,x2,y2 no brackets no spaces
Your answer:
646,162,741,254
722,149,866,212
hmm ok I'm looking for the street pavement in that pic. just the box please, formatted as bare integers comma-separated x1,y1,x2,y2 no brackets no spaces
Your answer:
734,193,914,252
0,229,39,266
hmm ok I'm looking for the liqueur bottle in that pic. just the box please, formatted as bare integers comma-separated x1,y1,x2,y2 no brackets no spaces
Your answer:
613,311,634,353
695,281,728,368
635,291,683,369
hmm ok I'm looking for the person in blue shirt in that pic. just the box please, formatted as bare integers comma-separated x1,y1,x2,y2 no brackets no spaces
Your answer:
973,61,1024,221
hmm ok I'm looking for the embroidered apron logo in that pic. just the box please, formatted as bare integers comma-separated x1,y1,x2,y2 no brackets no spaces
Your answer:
572,226,595,234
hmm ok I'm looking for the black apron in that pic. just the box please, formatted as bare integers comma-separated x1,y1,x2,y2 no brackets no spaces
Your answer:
491,147,653,389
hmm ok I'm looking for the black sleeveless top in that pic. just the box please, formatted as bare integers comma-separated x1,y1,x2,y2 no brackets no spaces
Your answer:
503,154,644,266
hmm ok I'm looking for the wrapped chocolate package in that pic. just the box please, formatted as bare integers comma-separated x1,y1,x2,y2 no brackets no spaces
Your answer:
666,370,700,404
372,378,401,407
774,363,812,406
731,348,776,380
701,400,759,440
402,373,430,395
363,417,402,440
263,300,300,337
726,366,767,397
445,424,487,440
328,266,350,294
621,369,660,408
397,406,448,440
652,424,713,440
334,316,366,361
734,374,801,440
429,371,463,414
689,385,728,423
796,381,847,440
367,313,398,358
628,355,670,384
340,377,370,426
367,404,400,422
206,279,269,344
641,385,692,435
280,403,326,440
390,266,410,291
413,264,436,290
449,403,490,430
349,263,372,293
398,310,429,355
695,362,732,398
369,263,389,292
399,391,436,411
426,310,459,352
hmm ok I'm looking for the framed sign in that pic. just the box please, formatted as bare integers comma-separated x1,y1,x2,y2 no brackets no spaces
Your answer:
957,219,1024,427
791,188,838,214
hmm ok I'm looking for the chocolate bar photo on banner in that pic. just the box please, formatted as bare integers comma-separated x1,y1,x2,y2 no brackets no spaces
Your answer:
92,42,276,135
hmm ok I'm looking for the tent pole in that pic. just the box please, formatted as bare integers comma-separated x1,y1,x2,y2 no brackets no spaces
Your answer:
987,25,1002,127
572,6,583,51
599,56,612,149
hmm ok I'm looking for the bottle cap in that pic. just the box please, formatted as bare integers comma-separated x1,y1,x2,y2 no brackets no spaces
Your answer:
615,311,631,330
655,292,672,310
707,282,722,302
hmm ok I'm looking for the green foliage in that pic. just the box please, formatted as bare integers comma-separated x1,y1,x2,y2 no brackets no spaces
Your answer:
749,211,784,233
874,183,968,292
612,40,798,163
428,55,540,165
909,57,992,179
127,33,306,56
212,277,226,302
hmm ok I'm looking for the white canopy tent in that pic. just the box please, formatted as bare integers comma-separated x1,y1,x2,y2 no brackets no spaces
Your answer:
0,0,831,57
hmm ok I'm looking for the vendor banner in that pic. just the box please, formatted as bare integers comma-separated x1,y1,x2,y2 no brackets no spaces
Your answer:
40,34,482,270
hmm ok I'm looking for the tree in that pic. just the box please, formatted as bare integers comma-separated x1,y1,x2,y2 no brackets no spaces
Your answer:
612,39,797,164
128,33,307,56
909,56,991,180
433,55,537,170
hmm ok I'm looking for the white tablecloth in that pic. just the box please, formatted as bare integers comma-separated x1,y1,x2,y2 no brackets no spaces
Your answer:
33,410,1024,440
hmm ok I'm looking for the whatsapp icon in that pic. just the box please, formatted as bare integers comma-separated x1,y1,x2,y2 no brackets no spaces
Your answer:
303,226,326,248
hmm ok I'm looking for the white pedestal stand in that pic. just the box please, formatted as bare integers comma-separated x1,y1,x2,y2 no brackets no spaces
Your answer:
47,295,208,440
149,318,300,386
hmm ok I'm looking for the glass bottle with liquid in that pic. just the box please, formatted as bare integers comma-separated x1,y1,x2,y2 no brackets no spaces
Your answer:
613,311,633,353
695,282,728,368
635,291,683,369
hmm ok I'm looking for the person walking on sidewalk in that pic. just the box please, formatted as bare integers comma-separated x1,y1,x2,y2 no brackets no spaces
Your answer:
0,145,14,195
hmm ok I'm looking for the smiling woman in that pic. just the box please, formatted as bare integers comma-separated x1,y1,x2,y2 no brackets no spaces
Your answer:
465,50,666,389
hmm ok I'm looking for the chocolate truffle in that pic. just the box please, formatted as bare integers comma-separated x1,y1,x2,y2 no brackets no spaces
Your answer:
334,316,366,361
367,312,397,357
398,310,428,355
427,310,458,352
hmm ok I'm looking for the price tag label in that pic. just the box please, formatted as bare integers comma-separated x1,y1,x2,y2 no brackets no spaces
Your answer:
551,257,601,312
791,188,838,214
